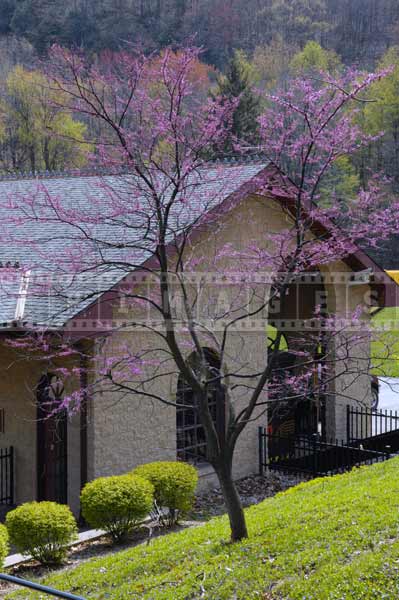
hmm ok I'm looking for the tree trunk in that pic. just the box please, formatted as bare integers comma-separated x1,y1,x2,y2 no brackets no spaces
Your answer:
29,145,36,172
216,462,248,541
43,137,50,171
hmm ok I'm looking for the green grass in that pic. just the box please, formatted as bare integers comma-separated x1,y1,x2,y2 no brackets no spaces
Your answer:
9,457,399,599
372,307,399,377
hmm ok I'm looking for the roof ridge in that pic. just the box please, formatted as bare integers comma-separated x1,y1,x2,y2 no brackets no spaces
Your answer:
210,152,268,165
0,155,268,182
0,167,113,182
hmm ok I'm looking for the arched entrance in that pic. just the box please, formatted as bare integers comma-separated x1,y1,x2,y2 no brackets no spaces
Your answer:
267,272,330,442
37,374,67,503
176,347,225,463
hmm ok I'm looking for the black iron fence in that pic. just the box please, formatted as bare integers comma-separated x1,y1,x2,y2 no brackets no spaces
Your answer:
347,405,399,453
347,405,399,442
0,447,13,505
259,428,390,477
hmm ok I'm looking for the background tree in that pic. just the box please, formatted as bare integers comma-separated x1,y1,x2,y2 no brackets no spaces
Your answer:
362,47,399,185
1,0,399,70
0,0,17,36
0,65,89,172
252,36,297,91
214,49,260,151
260,0,330,48
290,40,341,74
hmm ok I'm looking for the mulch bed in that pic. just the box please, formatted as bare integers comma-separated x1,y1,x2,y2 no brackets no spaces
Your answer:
190,471,305,519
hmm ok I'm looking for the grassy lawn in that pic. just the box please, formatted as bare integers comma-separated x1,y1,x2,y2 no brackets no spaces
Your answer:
9,457,399,599
372,307,399,377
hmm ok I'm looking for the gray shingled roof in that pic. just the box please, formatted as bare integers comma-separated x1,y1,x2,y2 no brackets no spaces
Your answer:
0,162,268,329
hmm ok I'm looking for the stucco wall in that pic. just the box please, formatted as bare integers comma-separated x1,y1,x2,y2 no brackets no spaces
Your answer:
87,193,375,489
88,195,277,486
0,343,82,513
316,263,373,441
0,343,38,505
333,280,373,442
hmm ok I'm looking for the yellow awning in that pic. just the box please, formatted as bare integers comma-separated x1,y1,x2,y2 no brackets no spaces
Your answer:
386,271,399,285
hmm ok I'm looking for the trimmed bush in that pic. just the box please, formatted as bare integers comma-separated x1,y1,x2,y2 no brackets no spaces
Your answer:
6,502,77,565
80,474,153,542
131,461,198,525
0,524,8,567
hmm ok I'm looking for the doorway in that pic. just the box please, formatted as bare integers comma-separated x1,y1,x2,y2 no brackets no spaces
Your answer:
37,374,67,504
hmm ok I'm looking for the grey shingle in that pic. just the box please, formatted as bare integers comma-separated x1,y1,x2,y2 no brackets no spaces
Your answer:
0,163,267,328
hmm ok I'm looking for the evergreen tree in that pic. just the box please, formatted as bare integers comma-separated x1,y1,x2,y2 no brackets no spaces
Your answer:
215,50,260,152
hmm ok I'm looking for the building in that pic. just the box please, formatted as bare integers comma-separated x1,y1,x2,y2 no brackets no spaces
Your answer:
0,161,396,515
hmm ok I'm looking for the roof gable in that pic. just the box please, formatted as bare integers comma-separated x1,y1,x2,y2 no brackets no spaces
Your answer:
0,161,270,328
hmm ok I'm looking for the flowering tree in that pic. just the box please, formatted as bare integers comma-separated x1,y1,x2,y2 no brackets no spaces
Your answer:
2,47,398,542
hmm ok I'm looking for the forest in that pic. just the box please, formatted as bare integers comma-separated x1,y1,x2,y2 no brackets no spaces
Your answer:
0,0,398,68
0,0,399,265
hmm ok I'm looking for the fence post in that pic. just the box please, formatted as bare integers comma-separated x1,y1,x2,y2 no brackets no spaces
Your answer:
258,427,264,476
312,434,318,477
9,447,14,505
346,405,351,443
385,445,391,461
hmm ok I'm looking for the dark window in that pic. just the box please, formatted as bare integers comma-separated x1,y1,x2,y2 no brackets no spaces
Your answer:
176,348,225,463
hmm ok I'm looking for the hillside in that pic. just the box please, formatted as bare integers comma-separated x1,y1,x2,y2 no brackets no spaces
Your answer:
11,457,399,599
1,0,398,69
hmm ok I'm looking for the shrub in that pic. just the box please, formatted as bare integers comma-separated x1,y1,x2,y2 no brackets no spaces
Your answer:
6,502,77,565
131,461,198,525
0,524,8,567
80,474,153,542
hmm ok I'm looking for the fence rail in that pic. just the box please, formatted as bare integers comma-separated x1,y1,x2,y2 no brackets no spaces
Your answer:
259,428,389,477
0,447,13,505
0,573,85,599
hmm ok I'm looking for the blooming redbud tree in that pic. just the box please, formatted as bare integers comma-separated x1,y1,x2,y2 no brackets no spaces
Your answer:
2,47,398,542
